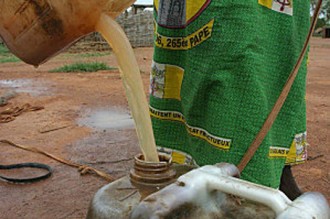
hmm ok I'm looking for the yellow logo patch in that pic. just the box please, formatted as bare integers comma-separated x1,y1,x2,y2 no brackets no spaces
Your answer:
259,0,293,16
268,132,308,165
150,61,184,101
154,0,211,28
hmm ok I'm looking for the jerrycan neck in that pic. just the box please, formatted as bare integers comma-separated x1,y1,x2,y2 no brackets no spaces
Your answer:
130,153,177,188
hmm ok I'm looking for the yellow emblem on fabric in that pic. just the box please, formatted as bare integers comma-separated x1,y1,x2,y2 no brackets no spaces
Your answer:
285,132,308,165
155,19,214,50
154,0,211,27
171,151,187,164
268,132,308,165
150,61,184,100
258,0,293,16
157,147,197,166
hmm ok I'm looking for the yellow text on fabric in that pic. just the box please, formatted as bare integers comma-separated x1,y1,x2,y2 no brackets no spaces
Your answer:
155,19,214,50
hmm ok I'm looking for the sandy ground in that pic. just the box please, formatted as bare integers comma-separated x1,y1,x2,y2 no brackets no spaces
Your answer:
0,38,329,218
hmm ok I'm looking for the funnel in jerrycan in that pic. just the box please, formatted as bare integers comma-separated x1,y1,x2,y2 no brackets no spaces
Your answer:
0,0,135,66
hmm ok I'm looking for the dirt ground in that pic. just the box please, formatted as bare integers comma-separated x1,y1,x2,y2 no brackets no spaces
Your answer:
0,38,329,219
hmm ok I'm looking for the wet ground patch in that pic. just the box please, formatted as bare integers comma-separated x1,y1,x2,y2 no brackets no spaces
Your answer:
78,108,135,130
0,78,52,96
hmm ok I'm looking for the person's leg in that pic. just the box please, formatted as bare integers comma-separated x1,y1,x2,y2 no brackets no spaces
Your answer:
279,165,302,200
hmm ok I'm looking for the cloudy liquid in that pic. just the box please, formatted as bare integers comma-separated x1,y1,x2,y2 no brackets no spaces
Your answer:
96,14,159,162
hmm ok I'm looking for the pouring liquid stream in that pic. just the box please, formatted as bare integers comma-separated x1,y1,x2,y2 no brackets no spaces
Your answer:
96,13,159,162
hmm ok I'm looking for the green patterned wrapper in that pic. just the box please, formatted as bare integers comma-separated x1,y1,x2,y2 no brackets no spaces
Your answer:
150,0,310,188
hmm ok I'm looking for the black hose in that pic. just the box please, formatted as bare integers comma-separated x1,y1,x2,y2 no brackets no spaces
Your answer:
0,162,52,184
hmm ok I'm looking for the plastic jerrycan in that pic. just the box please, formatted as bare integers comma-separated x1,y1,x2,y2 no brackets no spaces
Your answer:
0,0,135,66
